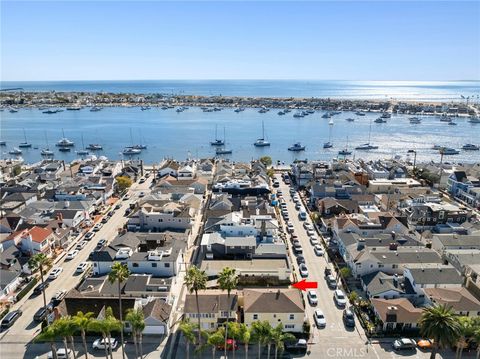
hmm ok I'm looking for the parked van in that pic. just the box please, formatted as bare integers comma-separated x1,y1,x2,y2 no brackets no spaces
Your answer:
1,310,22,329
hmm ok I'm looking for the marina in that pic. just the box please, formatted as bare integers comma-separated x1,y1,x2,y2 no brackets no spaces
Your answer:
0,105,479,164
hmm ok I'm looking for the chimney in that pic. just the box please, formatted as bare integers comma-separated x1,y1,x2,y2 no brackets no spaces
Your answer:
357,239,365,251
389,243,398,251
391,231,396,240
276,289,281,299
393,273,399,287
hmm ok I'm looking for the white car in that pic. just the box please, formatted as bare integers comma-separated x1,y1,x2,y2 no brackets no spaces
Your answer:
287,222,295,233
93,223,103,232
307,290,318,306
303,222,313,231
76,262,90,273
76,240,88,250
52,290,67,302
299,263,309,277
65,250,79,260
306,229,315,237
334,289,347,307
48,267,63,280
313,309,327,328
313,245,324,256
93,337,118,350
309,236,319,246
48,348,72,359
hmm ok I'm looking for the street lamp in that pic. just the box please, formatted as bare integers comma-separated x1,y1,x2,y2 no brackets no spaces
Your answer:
407,149,417,174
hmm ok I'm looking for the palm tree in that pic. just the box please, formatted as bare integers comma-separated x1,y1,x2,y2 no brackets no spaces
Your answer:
207,329,225,359
28,253,51,308
238,323,251,359
54,319,72,359
37,324,60,359
72,311,94,359
218,267,238,359
270,324,295,359
184,265,207,345
126,308,146,359
104,307,122,359
418,304,461,359
88,319,110,359
251,321,272,359
179,320,198,359
456,317,474,359
108,262,130,359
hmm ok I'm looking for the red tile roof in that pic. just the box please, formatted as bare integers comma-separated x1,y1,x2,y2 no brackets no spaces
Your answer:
28,226,52,243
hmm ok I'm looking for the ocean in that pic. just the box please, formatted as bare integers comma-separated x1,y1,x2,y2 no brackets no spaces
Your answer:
1,105,479,164
1,80,479,102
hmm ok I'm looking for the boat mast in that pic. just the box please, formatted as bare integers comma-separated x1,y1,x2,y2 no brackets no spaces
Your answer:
45,131,49,149
23,129,28,143
368,119,372,144
262,121,265,140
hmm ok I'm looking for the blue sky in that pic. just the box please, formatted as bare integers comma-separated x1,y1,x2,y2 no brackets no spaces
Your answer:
1,1,479,81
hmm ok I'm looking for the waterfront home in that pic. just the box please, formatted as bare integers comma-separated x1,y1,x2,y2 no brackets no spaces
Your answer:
242,288,305,333
184,290,238,330
157,159,180,178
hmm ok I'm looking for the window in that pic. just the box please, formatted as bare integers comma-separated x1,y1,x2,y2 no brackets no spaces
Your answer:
152,263,157,267
132,263,139,267
165,263,170,268
253,314,258,320
284,324,294,329
289,314,294,320
158,219,163,222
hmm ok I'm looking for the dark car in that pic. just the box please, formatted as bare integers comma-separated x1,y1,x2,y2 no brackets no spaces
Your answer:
324,268,332,277
33,281,49,295
296,255,306,265
343,309,355,327
284,339,307,354
96,239,107,248
115,204,121,210
1,310,22,329
33,306,49,322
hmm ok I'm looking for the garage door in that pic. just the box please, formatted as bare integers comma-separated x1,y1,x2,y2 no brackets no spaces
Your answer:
143,325,165,335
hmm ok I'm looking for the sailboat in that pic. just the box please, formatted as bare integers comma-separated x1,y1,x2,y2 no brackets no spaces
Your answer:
56,129,75,147
131,129,147,149
216,127,232,155
41,132,54,157
338,137,352,156
76,134,90,156
210,125,225,146
9,147,22,155
18,129,32,148
123,129,142,155
323,120,334,148
254,121,270,147
356,119,378,150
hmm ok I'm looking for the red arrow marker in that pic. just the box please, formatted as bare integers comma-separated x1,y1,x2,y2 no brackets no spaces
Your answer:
292,279,318,291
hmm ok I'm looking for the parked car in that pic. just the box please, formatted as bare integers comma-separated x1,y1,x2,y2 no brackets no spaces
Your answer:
393,338,417,351
101,217,109,224
324,268,332,277
306,229,315,237
334,289,347,307
298,211,307,221
299,263,309,277
115,204,122,210
295,202,301,210
139,178,146,184
216,339,238,351
76,241,88,250
51,290,67,303
343,309,355,327
417,339,433,350
76,262,90,274
93,338,118,350
84,232,94,241
1,310,22,329
139,192,145,198
327,275,337,289
285,339,307,354
287,222,295,233
307,290,318,305
33,306,49,322
48,267,63,280
309,236,319,246
293,244,303,255
123,195,130,201
313,309,326,328
313,245,324,256
65,250,79,260
96,239,107,248
48,348,72,359
303,222,313,230
296,255,306,265
33,282,49,295
93,223,103,232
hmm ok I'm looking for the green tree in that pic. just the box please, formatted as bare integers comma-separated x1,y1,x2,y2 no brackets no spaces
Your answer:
12,165,22,177
238,323,251,359
184,265,208,346
72,311,94,359
473,319,480,359
108,262,130,359
251,320,272,359
28,253,51,309
348,291,358,305
227,322,241,359
126,308,145,359
179,320,198,359
104,307,122,359
218,267,238,358
271,323,296,359
53,318,73,359
267,168,275,178
207,329,225,359
418,304,461,359
88,319,110,359
55,317,78,359
36,324,60,359
339,267,352,279
456,317,475,359
116,176,133,193
259,156,272,167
